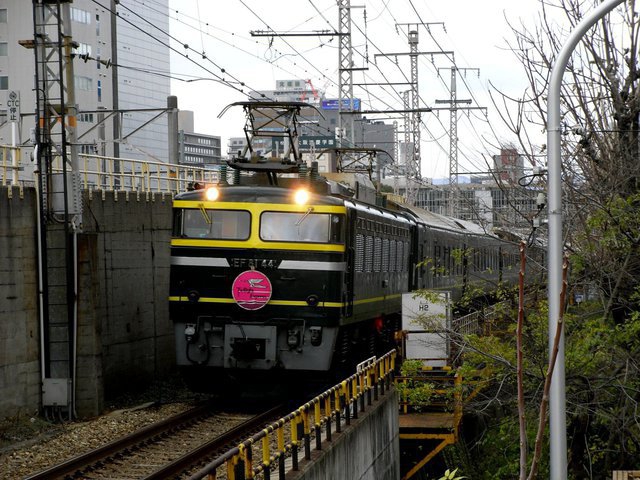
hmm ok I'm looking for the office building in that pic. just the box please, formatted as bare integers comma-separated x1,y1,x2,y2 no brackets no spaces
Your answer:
178,110,222,167
0,0,170,164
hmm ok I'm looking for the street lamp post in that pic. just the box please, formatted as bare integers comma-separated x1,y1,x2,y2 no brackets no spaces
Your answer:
546,0,625,478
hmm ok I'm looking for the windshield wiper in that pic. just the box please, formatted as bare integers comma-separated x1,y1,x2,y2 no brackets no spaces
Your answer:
199,204,212,224
295,207,314,226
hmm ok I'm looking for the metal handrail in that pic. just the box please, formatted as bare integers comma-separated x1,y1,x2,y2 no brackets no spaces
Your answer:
189,350,397,480
0,145,23,187
0,145,218,194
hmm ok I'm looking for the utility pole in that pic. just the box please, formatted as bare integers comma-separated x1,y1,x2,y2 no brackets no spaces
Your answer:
392,120,399,195
408,29,420,206
403,90,411,200
337,0,358,147
26,0,82,420
435,66,484,217
167,96,179,163
375,22,450,206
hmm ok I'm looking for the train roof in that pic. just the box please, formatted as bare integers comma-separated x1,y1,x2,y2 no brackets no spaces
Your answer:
393,202,493,236
173,184,346,206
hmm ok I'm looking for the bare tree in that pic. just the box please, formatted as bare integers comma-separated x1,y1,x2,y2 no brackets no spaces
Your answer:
468,1,640,477
495,0,640,318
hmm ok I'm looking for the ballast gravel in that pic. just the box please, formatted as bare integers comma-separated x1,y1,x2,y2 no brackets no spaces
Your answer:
0,381,205,480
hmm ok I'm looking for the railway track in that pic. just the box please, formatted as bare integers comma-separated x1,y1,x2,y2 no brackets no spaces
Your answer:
24,402,288,480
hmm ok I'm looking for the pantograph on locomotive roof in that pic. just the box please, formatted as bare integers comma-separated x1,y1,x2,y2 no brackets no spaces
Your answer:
316,146,391,182
218,101,323,173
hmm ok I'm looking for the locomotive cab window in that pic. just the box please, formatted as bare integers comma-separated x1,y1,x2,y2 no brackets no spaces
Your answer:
260,211,345,243
176,208,251,240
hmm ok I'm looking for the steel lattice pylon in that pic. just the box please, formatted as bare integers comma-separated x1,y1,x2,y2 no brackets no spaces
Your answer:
403,90,412,202
406,30,421,206
32,0,81,226
337,0,355,146
31,0,81,419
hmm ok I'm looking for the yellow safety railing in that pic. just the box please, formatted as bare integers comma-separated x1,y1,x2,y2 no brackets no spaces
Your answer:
69,153,218,194
189,350,397,480
0,145,218,194
0,145,22,187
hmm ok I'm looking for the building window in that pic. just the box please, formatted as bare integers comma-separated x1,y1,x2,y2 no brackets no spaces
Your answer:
71,7,91,24
0,76,8,90
97,80,102,102
75,76,93,90
73,43,92,57
0,43,7,56
0,9,7,23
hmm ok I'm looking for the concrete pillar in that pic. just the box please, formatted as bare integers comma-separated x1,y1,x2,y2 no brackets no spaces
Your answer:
167,96,179,164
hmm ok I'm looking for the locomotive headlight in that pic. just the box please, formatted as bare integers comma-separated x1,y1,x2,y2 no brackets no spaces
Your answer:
205,186,220,201
293,188,310,205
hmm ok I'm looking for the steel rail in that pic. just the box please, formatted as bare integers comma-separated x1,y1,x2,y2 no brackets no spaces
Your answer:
142,404,288,480
23,402,216,480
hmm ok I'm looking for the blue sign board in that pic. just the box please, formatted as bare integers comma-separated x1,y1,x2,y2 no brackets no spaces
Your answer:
321,98,361,111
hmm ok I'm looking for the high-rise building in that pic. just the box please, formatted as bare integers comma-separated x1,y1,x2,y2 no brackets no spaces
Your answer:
0,0,170,163
115,0,170,162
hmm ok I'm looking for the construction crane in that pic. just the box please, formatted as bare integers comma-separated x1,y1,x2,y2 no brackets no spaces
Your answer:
300,79,320,105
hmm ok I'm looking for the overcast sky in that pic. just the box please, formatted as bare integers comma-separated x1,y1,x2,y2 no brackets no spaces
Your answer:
167,0,551,179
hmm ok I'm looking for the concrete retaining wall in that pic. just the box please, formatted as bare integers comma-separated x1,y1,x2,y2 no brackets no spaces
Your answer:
0,186,175,419
0,187,41,419
289,388,400,480
82,190,175,408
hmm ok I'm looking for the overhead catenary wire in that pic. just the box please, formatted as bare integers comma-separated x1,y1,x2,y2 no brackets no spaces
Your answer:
319,4,482,178
134,0,339,91
147,0,426,122
114,1,500,181
101,0,273,102
128,0,363,145
409,0,514,166
280,1,473,180
136,0,436,130
238,0,338,92
347,17,455,175
361,0,497,179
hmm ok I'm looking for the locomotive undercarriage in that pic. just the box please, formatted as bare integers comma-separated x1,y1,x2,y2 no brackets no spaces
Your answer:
177,313,336,365
177,323,337,392
174,310,400,392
